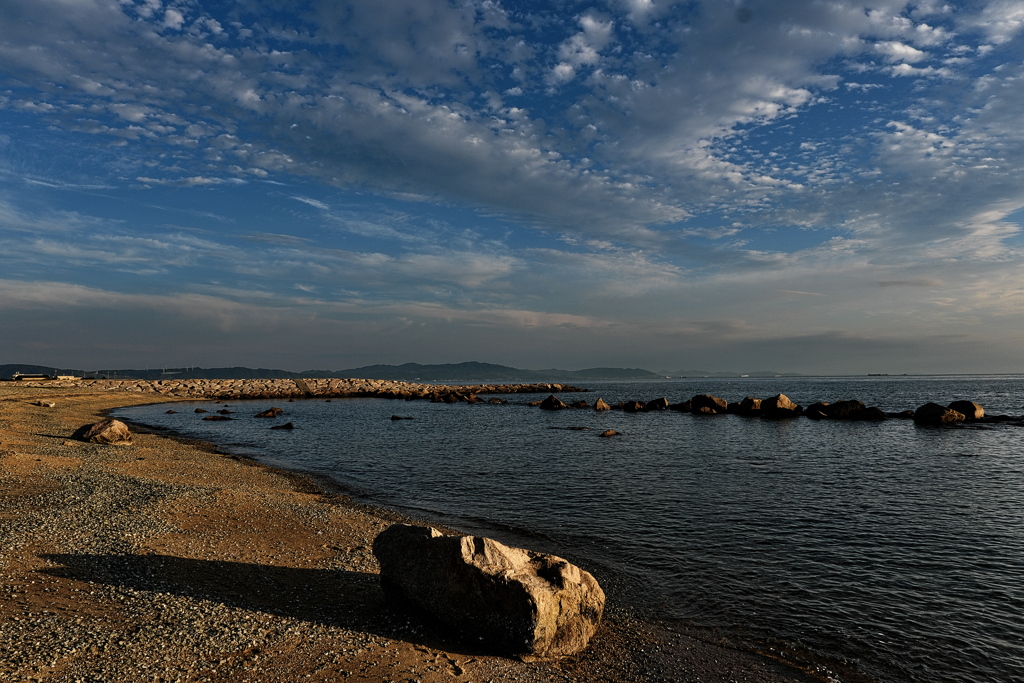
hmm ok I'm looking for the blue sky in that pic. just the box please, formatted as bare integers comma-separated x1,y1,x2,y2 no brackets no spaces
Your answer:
2,0,1024,374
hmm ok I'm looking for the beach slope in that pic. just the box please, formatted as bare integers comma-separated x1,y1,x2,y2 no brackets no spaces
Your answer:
0,385,822,682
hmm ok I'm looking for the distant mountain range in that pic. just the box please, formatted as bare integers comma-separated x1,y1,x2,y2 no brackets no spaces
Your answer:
0,361,800,381
661,369,804,378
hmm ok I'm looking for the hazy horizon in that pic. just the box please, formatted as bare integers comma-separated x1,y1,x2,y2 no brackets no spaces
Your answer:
3,1,1023,375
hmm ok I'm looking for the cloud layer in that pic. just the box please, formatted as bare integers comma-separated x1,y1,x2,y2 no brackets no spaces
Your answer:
2,0,1024,372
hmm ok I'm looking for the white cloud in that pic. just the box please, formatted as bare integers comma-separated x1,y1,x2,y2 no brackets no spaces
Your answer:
162,8,184,30
292,196,329,210
875,40,929,63
968,0,1024,44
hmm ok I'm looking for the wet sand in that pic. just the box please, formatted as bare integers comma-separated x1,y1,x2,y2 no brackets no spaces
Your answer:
0,383,825,682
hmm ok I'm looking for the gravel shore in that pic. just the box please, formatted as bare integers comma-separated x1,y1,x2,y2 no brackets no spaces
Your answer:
1,384,825,683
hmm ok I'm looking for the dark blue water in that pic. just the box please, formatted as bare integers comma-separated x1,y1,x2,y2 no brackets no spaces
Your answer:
114,376,1024,683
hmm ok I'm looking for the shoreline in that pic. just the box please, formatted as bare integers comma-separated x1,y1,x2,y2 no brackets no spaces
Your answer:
1,384,828,682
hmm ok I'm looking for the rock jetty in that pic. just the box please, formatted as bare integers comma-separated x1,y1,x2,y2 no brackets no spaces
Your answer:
9,377,585,401
532,392,1020,427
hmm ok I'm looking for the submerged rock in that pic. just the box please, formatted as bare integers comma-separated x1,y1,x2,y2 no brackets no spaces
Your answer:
373,524,605,659
254,407,284,418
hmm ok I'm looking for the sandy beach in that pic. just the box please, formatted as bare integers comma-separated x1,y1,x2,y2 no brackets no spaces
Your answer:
0,383,824,683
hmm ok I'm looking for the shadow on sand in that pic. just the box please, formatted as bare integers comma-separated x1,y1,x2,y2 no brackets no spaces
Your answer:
38,552,485,655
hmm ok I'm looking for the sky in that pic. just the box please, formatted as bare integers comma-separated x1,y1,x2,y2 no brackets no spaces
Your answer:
2,0,1024,375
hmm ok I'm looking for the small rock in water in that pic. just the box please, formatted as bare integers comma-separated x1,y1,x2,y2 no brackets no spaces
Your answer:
270,422,295,430
539,395,568,410
390,415,414,421
599,430,619,437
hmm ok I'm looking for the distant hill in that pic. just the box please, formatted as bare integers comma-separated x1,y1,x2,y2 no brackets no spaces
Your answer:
663,369,803,378
0,364,85,380
318,362,661,381
0,361,663,381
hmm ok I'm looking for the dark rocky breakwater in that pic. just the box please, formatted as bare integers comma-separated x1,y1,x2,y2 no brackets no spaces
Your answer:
11,377,585,401
535,392,1024,427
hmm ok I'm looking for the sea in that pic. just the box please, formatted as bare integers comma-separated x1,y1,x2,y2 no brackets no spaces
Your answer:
113,375,1024,683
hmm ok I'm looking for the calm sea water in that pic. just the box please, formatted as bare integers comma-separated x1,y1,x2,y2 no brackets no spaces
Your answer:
114,375,1024,683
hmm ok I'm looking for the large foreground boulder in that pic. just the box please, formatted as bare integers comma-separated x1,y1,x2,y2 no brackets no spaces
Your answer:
373,524,605,659
77,419,132,445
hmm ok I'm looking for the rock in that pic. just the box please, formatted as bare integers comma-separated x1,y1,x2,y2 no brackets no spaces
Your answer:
805,402,830,420
539,395,568,410
825,400,866,420
194,408,208,413
78,419,132,445
599,429,619,437
644,397,669,411
34,400,56,408
202,415,232,421
730,397,761,416
668,400,692,412
888,410,915,419
913,403,965,426
690,395,727,414
216,409,233,414
761,394,801,419
254,407,284,418
270,422,295,430
622,401,645,413
569,400,590,409
594,398,611,411
851,406,888,421
948,400,984,420
373,524,605,658
762,393,798,411
165,410,177,414
390,415,414,420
